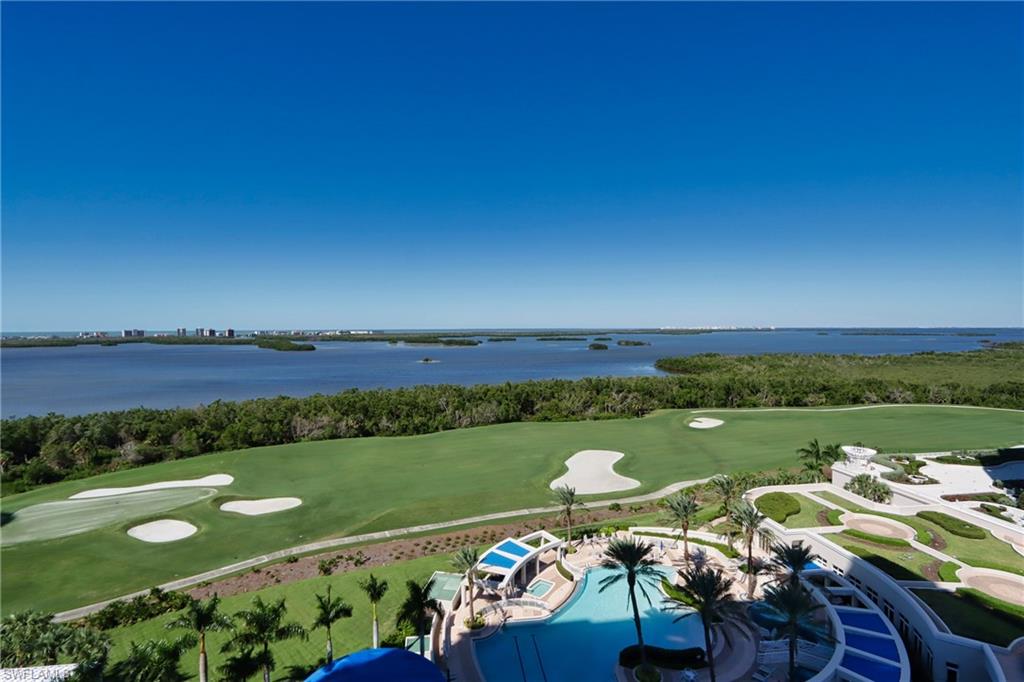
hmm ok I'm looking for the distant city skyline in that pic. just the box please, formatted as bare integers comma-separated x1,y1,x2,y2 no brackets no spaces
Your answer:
3,2,1022,330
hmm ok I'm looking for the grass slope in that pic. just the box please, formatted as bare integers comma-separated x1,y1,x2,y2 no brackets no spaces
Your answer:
3,405,1022,614
782,495,832,529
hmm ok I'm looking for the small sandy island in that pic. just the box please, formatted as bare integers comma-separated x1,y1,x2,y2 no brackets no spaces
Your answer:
688,417,724,429
549,450,640,495
127,519,198,543
220,497,303,516
70,474,234,500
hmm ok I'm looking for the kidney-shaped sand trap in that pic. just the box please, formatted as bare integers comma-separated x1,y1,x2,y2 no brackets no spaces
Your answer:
70,474,234,499
127,519,198,543
220,497,303,516
688,417,724,429
549,450,640,495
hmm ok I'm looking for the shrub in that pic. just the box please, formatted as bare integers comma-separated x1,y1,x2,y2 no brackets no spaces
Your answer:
917,511,986,539
619,644,706,670
588,343,609,351
755,492,801,523
556,560,574,582
608,502,622,512
976,504,1013,522
464,615,485,630
318,558,338,576
845,474,893,503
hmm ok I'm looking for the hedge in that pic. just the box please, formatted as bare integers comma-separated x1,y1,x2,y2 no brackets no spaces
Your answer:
917,511,986,539
634,532,739,558
556,559,575,582
826,509,845,525
755,492,802,523
619,644,706,670
939,562,961,582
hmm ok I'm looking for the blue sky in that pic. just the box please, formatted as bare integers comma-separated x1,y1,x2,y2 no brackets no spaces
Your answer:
2,2,1021,330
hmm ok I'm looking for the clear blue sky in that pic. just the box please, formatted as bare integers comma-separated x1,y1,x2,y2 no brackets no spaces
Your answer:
2,2,1021,330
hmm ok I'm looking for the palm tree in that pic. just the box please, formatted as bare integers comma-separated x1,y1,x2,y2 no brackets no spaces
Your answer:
451,546,480,621
707,476,739,548
359,574,389,648
222,597,306,682
731,502,772,599
397,579,444,658
663,491,701,563
165,596,233,682
770,543,820,587
667,567,746,682
598,538,661,672
109,636,196,682
762,581,825,680
312,586,352,663
553,484,585,545
797,439,829,479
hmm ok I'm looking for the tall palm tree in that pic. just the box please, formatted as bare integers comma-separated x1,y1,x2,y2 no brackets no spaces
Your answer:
222,597,306,682
451,546,480,621
663,491,701,563
797,439,829,479
762,581,825,680
731,502,772,598
166,596,233,682
770,543,820,587
553,485,585,545
312,586,352,663
667,567,746,682
109,636,196,682
359,574,389,648
397,579,444,658
598,538,661,672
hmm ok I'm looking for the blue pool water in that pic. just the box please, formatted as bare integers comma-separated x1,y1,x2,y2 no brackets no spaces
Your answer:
526,580,553,598
844,631,900,662
474,567,703,682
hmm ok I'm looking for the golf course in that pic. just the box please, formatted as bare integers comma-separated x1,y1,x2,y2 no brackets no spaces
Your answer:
3,404,1022,615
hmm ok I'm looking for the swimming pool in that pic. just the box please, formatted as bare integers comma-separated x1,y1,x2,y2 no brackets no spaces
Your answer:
526,579,553,598
474,567,704,682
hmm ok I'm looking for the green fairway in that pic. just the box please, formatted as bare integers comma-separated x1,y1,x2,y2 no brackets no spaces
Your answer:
3,405,1022,614
104,555,451,680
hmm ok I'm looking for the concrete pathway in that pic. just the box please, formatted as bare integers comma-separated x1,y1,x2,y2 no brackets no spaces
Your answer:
52,475,713,622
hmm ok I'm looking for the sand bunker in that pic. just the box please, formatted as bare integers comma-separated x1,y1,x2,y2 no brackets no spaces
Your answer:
843,513,916,541
688,417,724,429
127,519,198,543
549,450,640,495
220,497,302,516
2,488,216,546
71,474,233,500
959,568,1024,605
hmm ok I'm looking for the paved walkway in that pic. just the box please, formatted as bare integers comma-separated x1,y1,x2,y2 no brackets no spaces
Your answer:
52,475,713,622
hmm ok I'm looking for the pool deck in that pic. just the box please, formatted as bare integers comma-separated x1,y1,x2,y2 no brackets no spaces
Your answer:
444,535,765,682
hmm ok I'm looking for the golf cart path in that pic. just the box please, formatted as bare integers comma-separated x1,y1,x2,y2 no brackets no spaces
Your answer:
51,475,713,622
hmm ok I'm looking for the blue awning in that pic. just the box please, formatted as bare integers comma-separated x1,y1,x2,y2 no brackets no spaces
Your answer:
305,648,444,682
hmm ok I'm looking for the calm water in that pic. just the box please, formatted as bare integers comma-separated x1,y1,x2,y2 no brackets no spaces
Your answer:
1,329,1019,417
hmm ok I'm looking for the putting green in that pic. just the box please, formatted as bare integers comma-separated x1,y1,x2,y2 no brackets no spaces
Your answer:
2,488,218,545
3,405,1021,615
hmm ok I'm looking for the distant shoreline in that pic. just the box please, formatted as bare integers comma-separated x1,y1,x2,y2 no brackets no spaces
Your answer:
2,327,1019,350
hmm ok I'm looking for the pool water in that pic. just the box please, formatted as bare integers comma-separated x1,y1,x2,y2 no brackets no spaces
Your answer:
474,567,704,682
526,579,553,598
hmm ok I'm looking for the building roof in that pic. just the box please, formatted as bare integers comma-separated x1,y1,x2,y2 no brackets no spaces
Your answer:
475,530,562,587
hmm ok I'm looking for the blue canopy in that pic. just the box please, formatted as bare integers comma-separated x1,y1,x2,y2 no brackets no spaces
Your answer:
305,648,444,682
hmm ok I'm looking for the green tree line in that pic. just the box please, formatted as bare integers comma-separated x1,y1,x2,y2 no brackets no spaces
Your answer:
3,347,1022,494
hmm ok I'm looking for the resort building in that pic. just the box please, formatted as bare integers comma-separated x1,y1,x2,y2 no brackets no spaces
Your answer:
430,450,1023,682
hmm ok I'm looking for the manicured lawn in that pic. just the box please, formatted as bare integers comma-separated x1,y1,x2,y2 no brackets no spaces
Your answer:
4,405,1022,614
783,494,832,528
815,491,1024,576
827,533,939,581
912,588,1024,647
106,554,450,680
